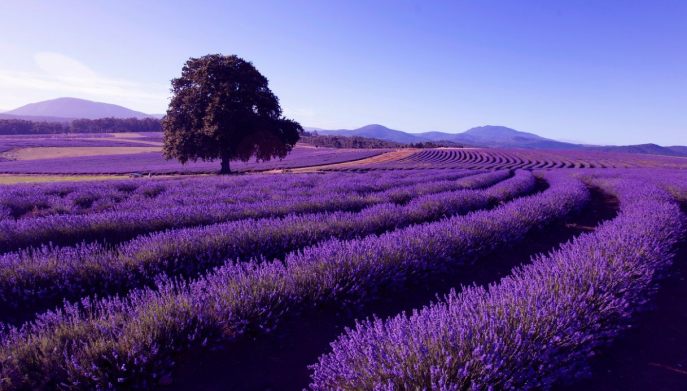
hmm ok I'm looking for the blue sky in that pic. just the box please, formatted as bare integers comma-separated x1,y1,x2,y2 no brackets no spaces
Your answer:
0,1,685,145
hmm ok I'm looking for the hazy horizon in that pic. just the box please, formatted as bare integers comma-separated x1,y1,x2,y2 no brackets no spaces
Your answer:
1,1,685,145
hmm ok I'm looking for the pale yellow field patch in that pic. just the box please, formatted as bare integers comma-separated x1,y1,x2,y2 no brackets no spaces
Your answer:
109,132,153,138
0,174,128,184
2,146,161,161
0,173,200,185
82,137,162,146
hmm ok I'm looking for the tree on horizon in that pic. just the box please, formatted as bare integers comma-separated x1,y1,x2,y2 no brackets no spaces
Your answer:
162,54,302,174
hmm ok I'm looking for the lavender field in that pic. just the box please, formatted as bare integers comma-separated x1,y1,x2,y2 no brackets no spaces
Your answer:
0,151,685,390
4,0,685,388
0,133,388,175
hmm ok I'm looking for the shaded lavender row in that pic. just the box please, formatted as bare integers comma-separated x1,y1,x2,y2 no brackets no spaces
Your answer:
0,146,386,174
0,170,523,318
0,170,488,252
0,172,589,389
0,169,478,220
1,169,480,220
309,176,685,390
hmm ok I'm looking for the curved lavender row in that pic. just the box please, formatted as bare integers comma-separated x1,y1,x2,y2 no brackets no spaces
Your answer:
0,173,317,220
0,169,476,220
355,148,687,170
0,173,327,220
0,170,487,252
585,168,687,203
0,169,480,232
0,170,484,256
0,205,9,220
0,170,524,317
0,172,588,389
309,177,685,391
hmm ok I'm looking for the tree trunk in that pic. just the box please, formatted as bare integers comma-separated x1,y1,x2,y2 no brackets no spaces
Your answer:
220,154,231,174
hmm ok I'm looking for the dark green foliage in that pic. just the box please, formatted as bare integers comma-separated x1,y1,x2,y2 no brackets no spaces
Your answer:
162,54,302,173
0,118,161,135
300,132,463,149
70,118,161,133
408,141,465,148
0,120,66,135
301,133,403,149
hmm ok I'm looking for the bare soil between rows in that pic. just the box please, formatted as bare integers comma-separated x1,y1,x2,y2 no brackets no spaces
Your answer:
556,201,687,391
164,186,619,391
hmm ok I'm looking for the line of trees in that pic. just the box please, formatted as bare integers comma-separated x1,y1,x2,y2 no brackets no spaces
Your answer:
0,118,162,135
301,133,404,149
302,131,464,149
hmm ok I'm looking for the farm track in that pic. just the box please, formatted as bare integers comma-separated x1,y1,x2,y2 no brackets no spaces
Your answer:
557,201,687,391
165,184,620,391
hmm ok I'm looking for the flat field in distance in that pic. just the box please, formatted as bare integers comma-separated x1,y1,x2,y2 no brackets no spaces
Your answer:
0,132,389,176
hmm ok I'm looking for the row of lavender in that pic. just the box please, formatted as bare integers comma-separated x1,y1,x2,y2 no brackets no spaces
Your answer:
0,170,521,320
0,171,589,389
0,170,494,252
350,148,687,170
309,173,687,390
0,169,480,220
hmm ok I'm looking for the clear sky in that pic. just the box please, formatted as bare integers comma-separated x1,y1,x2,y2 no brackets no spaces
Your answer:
0,1,685,145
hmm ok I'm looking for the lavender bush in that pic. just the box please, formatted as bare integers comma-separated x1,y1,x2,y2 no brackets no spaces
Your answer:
361,148,687,170
0,170,492,251
0,170,527,317
0,171,588,389
309,177,685,390
0,169,477,220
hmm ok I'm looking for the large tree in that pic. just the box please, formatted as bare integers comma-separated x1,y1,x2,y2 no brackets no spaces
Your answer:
162,54,302,174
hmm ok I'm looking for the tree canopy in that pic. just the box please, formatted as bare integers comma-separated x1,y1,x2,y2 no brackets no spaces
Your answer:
162,54,302,173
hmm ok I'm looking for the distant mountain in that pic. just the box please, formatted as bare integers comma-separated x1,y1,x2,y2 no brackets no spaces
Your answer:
316,124,428,144
667,146,687,155
442,125,578,150
315,124,576,149
311,124,687,157
4,97,157,120
586,143,687,157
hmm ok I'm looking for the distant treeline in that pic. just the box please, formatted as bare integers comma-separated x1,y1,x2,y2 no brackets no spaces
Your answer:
0,118,162,135
302,132,464,149
301,133,404,149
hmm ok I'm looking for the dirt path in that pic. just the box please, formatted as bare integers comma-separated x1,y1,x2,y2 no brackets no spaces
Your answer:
557,202,687,391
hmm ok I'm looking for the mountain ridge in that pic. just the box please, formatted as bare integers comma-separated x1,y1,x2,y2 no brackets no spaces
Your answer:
4,97,159,120
310,124,687,157
4,98,685,157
